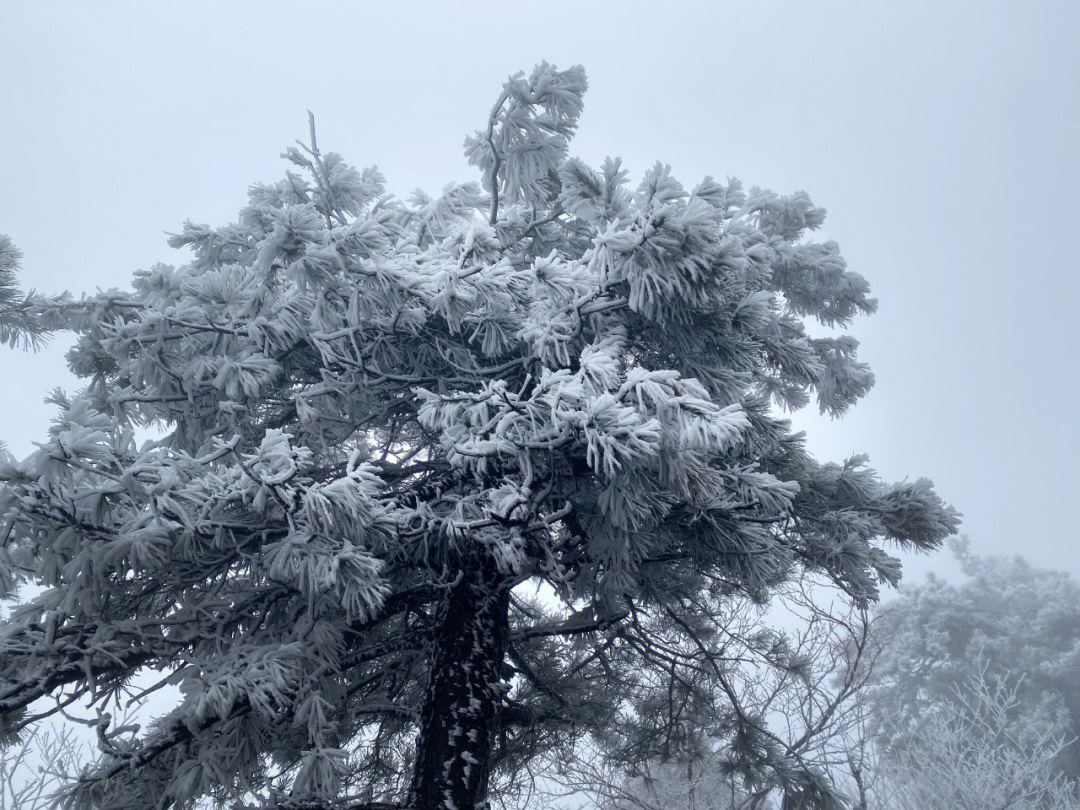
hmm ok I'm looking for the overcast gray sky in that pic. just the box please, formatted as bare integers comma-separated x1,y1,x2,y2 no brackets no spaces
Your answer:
2,0,1077,582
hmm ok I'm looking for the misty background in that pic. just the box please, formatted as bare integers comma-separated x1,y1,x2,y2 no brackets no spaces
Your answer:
2,0,1077,582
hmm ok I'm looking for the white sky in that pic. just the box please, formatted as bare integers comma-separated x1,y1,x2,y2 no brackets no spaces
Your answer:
2,0,1078,582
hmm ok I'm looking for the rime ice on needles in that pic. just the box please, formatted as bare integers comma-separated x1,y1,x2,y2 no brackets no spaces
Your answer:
0,62,957,810
0,236,47,353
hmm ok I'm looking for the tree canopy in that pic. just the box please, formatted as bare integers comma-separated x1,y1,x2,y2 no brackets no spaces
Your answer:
0,63,958,810
868,540,1080,781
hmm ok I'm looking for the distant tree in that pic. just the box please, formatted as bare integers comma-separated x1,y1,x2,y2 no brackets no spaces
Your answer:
0,63,957,810
868,540,1080,781
875,667,1080,810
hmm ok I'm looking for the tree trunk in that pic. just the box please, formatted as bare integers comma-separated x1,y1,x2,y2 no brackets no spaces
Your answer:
409,558,510,810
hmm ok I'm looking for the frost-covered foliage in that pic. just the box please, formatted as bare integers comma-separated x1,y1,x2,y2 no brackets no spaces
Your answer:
0,63,957,810
868,540,1080,781
876,669,1080,810
1,721,87,810
0,236,45,353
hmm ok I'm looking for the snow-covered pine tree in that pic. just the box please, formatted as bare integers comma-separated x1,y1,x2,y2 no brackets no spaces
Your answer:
0,64,958,810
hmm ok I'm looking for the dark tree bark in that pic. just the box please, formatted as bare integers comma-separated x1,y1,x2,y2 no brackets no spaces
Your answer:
408,556,510,810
